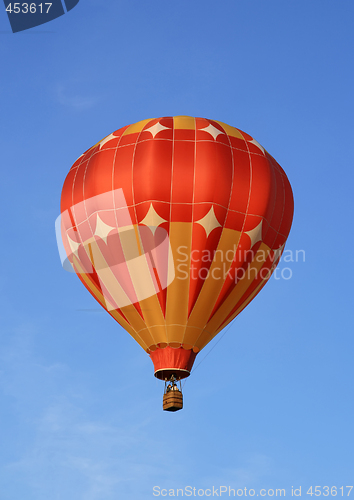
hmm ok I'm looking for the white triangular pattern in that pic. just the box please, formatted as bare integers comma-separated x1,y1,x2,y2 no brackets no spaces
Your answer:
94,214,115,243
245,220,263,247
145,121,170,138
200,123,224,140
140,203,167,235
195,206,221,237
249,138,265,154
67,234,80,257
99,133,117,149
272,244,285,267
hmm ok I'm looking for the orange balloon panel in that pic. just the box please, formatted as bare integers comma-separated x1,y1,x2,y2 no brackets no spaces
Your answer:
60,116,294,379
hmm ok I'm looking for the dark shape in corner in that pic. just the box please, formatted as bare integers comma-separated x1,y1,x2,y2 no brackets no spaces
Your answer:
63,0,79,12
3,0,79,33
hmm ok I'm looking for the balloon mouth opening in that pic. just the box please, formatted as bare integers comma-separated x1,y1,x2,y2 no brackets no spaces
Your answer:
150,346,197,381
154,368,191,381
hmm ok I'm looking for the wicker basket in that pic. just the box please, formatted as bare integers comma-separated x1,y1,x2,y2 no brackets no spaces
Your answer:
163,390,183,412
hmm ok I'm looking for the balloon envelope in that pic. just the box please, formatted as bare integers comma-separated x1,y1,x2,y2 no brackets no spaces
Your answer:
60,116,294,380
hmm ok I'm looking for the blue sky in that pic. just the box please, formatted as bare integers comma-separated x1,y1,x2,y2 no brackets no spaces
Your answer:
1,1,354,498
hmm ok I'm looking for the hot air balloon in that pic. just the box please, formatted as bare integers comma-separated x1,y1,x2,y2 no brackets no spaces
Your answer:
59,116,294,412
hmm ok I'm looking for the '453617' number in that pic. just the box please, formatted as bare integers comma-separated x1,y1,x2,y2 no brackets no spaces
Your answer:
6,3,52,13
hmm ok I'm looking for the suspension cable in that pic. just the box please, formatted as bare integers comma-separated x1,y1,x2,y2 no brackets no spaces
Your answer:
182,318,237,389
